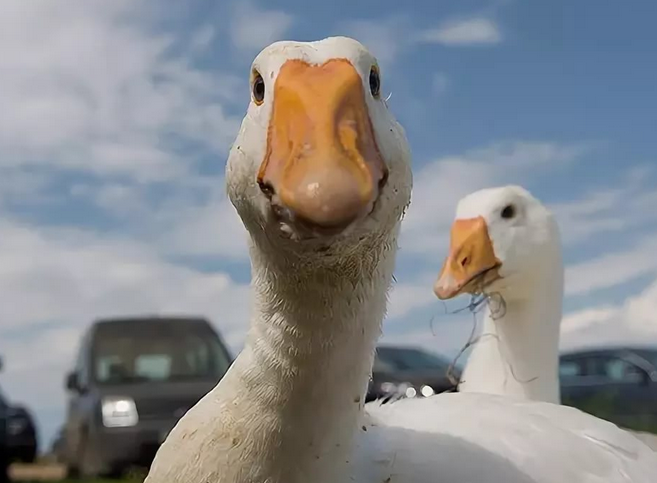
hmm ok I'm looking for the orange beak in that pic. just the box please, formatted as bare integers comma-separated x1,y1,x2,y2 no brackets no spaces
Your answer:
257,58,387,230
434,217,502,299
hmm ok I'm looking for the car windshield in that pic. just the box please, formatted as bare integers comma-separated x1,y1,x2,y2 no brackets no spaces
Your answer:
375,347,450,372
91,321,231,384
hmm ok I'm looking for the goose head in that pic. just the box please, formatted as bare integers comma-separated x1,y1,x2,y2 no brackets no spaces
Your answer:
226,37,411,262
434,185,561,302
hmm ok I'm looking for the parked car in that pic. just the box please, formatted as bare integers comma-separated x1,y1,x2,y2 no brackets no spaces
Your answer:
560,345,657,434
6,405,37,463
62,316,233,478
367,345,459,402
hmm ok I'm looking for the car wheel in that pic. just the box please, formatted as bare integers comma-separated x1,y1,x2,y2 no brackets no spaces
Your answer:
65,464,81,480
78,437,102,479
106,464,127,480
0,451,10,483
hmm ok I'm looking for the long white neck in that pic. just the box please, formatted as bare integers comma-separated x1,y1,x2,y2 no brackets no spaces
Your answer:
459,261,563,404
203,231,398,482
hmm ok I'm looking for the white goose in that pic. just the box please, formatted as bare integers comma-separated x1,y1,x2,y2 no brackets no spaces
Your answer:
434,185,563,403
145,38,657,483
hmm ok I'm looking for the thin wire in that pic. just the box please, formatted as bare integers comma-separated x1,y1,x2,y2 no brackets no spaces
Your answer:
428,270,539,391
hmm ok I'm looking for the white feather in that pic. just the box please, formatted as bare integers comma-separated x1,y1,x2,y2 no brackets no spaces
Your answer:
145,38,657,483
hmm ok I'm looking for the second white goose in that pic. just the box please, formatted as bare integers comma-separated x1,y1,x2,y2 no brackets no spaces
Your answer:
434,185,563,403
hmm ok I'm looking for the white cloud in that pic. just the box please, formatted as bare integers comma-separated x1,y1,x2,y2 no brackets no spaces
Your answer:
0,0,254,261
401,141,588,255
549,167,657,298
339,14,501,67
0,0,239,182
550,167,657,246
565,233,657,296
0,219,251,344
190,25,216,53
561,278,657,351
0,216,251,449
67,175,251,261
417,18,502,46
156,187,250,260
387,273,438,320
229,1,294,53
340,16,411,69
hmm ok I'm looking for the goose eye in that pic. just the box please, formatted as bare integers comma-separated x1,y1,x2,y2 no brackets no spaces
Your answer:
501,204,516,219
252,72,265,105
369,66,381,98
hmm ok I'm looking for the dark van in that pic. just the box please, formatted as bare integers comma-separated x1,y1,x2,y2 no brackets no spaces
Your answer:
62,316,232,478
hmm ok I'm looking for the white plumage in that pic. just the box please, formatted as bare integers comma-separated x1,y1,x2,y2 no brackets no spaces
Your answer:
144,37,657,483
435,186,564,403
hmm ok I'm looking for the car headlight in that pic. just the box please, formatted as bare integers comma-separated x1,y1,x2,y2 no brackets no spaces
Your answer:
101,397,138,428
379,382,399,394
420,384,435,397
404,386,417,398
379,382,418,398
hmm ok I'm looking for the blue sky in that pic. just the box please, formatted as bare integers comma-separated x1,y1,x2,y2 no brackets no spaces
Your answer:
1,0,657,450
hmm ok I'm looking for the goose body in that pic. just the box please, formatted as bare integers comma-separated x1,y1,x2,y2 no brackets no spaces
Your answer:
356,393,655,482
145,39,657,483
435,186,563,403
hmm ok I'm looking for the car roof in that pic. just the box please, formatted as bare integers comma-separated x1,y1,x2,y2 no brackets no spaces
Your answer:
376,344,427,352
87,316,223,346
560,344,657,358
93,315,210,326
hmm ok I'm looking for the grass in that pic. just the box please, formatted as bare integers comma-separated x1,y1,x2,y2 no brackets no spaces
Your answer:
9,462,144,483
17,479,142,483
24,481,138,483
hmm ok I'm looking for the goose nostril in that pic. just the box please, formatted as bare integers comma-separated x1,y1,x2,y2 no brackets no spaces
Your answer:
459,256,469,268
258,179,275,199
378,169,389,191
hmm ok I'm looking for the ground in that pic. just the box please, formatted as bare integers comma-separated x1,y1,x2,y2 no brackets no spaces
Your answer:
8,463,142,483
7,432,657,482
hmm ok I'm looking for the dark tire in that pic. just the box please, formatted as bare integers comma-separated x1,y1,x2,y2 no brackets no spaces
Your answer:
105,465,127,480
78,436,101,479
65,462,81,480
0,451,10,483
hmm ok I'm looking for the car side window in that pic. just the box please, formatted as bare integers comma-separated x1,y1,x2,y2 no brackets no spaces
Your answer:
559,359,585,378
579,355,643,383
372,356,395,373
601,357,643,382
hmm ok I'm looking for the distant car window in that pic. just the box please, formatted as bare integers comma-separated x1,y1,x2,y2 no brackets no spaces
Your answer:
92,326,231,384
569,355,644,383
601,358,643,382
376,348,449,373
559,360,584,377
372,356,395,372
135,354,172,380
